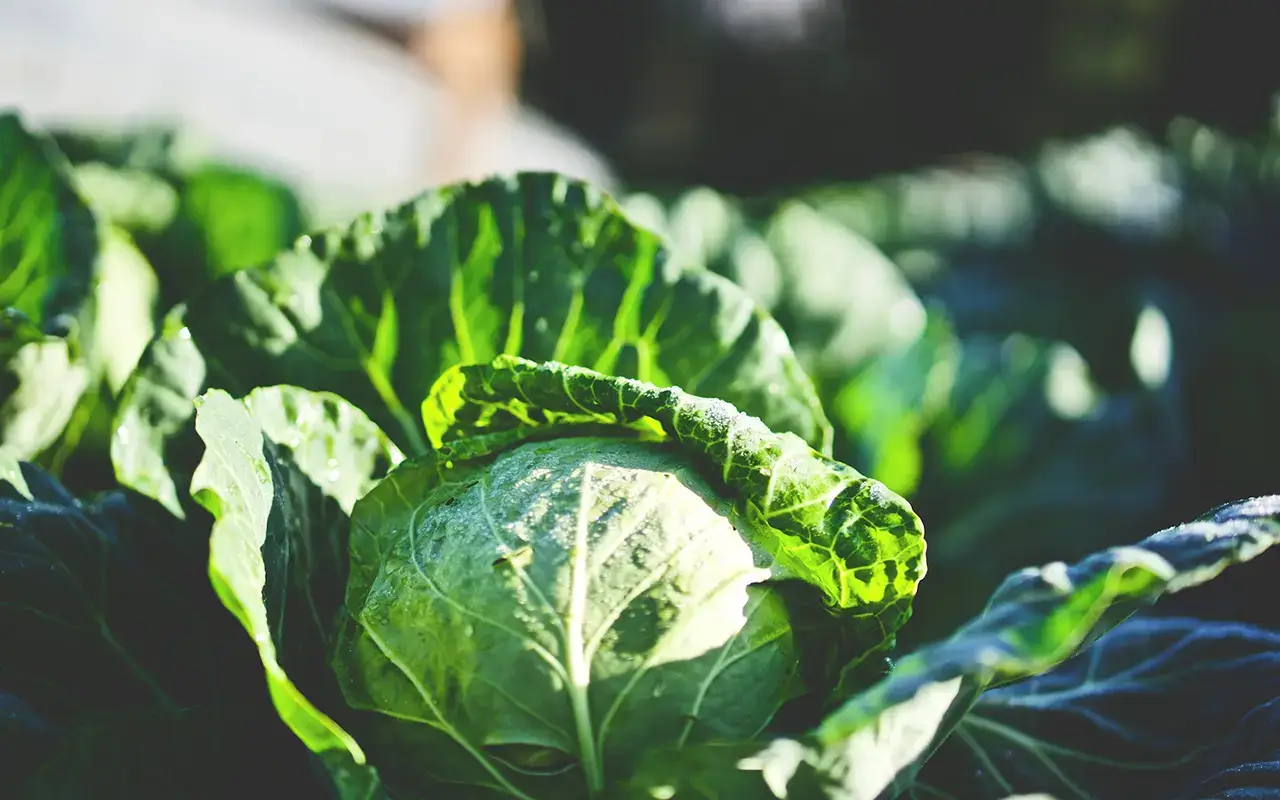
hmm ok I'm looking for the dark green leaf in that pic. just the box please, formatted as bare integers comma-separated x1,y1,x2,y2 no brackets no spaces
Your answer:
830,312,958,496
16,706,325,800
909,616,1280,799
0,461,319,796
179,165,306,280
1180,696,1280,800
627,496,1280,800
899,332,1178,646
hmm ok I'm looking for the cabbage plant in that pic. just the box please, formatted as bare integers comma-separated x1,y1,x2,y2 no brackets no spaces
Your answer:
251,355,923,798
3,114,1280,799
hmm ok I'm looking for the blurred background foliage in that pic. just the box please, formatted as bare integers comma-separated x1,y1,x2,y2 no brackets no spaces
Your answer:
624,113,1280,642
522,0,1278,192
3,0,1278,643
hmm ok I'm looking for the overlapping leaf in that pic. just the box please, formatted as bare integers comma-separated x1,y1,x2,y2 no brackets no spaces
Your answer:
189,388,403,798
423,355,925,653
1,113,162,494
114,173,829,516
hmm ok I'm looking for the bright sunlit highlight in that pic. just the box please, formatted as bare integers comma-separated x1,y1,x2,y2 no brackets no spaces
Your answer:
1131,303,1173,389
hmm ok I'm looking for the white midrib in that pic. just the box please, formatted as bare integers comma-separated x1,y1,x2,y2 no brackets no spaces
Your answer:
565,463,604,794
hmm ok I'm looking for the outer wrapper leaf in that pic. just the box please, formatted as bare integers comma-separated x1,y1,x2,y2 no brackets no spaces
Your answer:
422,355,926,659
322,356,915,797
908,616,1280,800
627,496,1280,800
190,387,402,797
113,172,829,516
110,305,207,516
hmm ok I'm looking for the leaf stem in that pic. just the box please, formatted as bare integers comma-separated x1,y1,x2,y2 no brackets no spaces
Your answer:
565,463,604,794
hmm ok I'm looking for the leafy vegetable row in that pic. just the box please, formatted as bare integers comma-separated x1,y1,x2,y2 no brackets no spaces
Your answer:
3,111,1279,799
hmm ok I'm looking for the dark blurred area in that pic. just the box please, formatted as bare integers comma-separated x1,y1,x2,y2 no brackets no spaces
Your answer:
521,0,1280,193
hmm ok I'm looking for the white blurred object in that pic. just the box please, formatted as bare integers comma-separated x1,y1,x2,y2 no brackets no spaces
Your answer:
1038,128,1180,239
306,0,508,24
0,0,614,221
699,0,843,47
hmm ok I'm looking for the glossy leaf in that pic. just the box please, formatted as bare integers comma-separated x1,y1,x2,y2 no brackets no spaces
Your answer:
424,355,925,645
341,436,799,799
326,356,916,796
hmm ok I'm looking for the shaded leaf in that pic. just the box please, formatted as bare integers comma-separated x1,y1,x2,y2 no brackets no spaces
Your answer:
1180,695,1280,800
178,164,306,281
899,332,1178,646
909,616,1280,799
0,461,318,796
830,311,958,496
627,496,1280,800
190,388,400,795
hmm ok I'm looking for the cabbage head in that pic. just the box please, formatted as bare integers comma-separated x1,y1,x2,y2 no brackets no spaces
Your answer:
326,357,926,798
183,356,925,799
336,436,800,795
